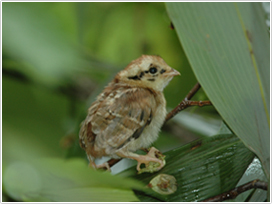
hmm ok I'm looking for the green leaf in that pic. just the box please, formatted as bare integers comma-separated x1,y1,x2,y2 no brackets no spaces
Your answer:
2,77,144,202
2,77,68,163
2,2,86,86
3,158,144,202
166,2,269,179
119,134,255,202
226,157,267,202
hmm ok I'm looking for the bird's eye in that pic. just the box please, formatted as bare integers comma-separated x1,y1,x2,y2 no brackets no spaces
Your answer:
149,67,157,74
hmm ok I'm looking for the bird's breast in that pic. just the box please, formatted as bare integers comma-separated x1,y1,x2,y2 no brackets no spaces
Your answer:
126,93,166,151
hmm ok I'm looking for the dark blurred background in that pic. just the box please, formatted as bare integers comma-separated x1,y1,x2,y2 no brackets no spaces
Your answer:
2,2,221,173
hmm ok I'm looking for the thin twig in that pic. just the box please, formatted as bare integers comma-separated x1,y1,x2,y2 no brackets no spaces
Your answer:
202,179,268,202
164,82,212,123
186,82,202,100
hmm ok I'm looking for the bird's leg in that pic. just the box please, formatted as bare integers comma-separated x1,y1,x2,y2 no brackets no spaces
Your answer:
88,160,111,171
146,147,163,159
95,162,111,171
116,147,165,173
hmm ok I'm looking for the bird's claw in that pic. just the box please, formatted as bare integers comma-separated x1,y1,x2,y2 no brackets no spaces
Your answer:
137,147,166,174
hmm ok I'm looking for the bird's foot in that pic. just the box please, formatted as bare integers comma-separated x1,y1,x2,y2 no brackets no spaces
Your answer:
137,147,166,174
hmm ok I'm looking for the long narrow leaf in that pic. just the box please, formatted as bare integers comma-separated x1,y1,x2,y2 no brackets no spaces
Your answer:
166,2,269,178
3,158,144,202
120,134,255,202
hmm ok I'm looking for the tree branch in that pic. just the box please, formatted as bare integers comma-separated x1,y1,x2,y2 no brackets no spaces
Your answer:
164,82,212,123
202,179,268,202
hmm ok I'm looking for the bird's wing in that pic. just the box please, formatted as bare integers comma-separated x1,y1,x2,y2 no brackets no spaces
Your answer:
91,87,156,154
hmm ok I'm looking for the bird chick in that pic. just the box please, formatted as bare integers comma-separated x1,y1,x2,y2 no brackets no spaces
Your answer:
79,55,180,172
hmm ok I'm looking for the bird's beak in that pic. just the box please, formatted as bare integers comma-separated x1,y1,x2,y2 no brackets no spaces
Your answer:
168,68,180,77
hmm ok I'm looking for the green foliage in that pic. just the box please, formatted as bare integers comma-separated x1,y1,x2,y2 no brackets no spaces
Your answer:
3,158,144,202
2,2,269,202
2,77,67,163
119,134,255,202
166,1,270,180
226,157,267,202
2,2,197,107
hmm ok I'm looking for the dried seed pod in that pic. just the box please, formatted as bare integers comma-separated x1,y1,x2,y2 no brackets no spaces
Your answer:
148,174,177,195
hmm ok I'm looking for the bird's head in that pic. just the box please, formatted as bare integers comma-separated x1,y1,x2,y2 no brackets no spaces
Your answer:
115,55,180,92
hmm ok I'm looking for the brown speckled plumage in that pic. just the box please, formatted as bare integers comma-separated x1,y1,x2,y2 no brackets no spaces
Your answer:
79,55,180,171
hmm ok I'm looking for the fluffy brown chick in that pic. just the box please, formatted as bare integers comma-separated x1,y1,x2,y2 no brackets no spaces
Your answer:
79,55,180,172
